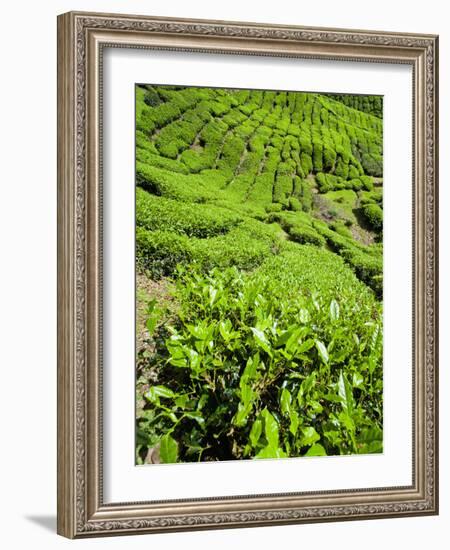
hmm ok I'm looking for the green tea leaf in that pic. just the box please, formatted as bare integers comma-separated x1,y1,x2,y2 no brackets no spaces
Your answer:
299,426,320,447
352,372,364,388
338,370,354,414
233,402,252,427
298,308,310,324
297,339,315,353
280,388,292,416
166,341,186,367
371,323,380,351
174,394,190,409
250,327,272,354
365,440,383,453
261,409,279,449
300,371,317,399
255,445,287,459
145,385,176,403
366,426,383,441
289,410,300,436
338,411,355,432
323,392,343,403
309,400,324,414
159,434,178,463
323,429,342,447
168,356,186,368
330,299,340,321
240,383,254,406
208,285,218,306
163,411,178,423
219,319,232,341
312,293,321,311
249,418,262,448
305,443,327,456
315,340,329,364
242,354,260,381
146,316,157,336
357,426,383,452
285,328,303,354
146,298,157,315
187,348,201,372
234,381,255,427
184,411,205,427
275,327,296,348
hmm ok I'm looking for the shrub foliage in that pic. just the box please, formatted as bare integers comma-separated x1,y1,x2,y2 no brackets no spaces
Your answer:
134,84,384,464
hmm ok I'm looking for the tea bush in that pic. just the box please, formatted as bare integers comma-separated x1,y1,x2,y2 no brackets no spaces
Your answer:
136,187,242,238
137,263,382,462
137,219,282,279
362,203,383,232
326,93,383,118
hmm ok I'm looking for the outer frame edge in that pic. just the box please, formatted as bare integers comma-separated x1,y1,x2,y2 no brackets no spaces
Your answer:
57,11,77,540
56,10,439,538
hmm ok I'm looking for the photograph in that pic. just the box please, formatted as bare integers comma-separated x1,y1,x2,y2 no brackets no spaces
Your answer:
55,9,438,538
135,84,384,465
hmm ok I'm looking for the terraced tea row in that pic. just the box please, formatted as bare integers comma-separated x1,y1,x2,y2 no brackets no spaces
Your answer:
137,85,382,207
136,85,383,295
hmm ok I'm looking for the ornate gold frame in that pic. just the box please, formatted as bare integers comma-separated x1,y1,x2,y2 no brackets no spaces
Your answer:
57,11,439,538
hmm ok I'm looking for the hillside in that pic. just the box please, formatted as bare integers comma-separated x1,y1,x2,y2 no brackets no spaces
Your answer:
135,85,384,464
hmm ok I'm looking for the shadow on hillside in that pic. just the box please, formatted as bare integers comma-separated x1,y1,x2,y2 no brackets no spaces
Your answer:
352,207,372,232
352,207,382,244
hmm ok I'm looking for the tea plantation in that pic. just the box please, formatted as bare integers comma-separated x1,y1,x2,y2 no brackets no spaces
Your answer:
135,85,383,464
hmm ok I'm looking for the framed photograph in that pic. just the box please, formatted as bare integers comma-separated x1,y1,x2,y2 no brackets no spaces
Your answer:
57,11,439,538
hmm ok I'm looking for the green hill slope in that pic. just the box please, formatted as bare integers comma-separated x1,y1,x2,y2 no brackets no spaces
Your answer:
135,85,383,464
136,85,383,295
